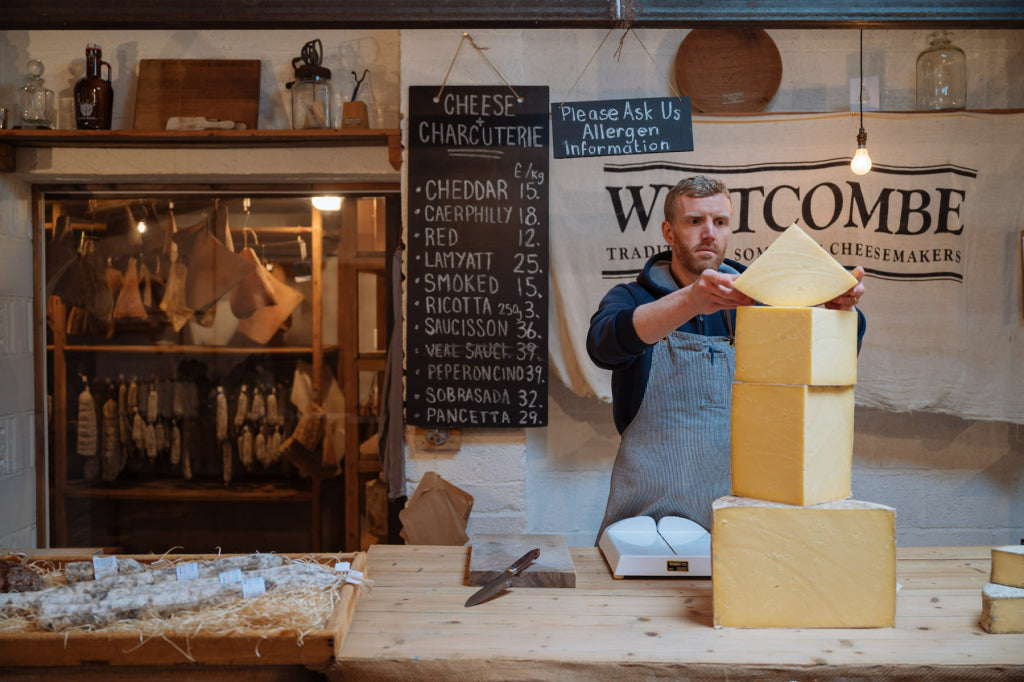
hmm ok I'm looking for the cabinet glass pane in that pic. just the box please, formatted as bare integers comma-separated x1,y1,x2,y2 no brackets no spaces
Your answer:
43,189,396,553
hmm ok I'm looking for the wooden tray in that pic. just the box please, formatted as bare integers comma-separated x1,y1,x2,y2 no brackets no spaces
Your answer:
674,29,782,114
0,551,366,667
134,59,261,130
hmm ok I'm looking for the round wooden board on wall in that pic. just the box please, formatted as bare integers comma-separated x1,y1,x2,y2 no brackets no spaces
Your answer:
674,29,783,114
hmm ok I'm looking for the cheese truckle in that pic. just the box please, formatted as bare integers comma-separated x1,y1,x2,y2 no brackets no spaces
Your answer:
712,496,896,628
980,545,1024,634
730,382,854,506
733,223,857,307
734,306,858,386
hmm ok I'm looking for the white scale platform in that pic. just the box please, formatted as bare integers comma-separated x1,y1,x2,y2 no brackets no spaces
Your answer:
598,515,711,578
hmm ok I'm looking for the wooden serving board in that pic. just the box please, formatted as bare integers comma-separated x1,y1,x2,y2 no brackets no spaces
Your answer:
674,29,782,114
134,59,261,130
468,534,576,588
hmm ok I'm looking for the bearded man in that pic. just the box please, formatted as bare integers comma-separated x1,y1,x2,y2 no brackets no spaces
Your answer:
586,175,865,541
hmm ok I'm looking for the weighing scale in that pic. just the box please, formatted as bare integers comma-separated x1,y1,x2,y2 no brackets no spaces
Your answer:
598,515,711,578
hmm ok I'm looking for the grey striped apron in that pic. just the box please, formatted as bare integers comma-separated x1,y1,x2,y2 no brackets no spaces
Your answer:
597,329,734,541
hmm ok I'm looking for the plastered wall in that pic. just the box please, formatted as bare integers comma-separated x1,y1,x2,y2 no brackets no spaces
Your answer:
0,27,1021,548
401,28,1024,547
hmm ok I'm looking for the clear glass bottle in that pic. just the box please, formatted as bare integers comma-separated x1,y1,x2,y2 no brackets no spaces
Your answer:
18,59,56,128
916,31,966,111
289,64,333,129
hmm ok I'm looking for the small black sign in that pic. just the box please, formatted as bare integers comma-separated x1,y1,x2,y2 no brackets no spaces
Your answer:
550,97,693,159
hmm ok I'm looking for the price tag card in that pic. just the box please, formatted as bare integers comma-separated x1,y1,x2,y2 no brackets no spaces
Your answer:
219,568,244,584
241,576,266,598
345,569,364,585
334,561,351,573
92,555,118,580
175,562,199,581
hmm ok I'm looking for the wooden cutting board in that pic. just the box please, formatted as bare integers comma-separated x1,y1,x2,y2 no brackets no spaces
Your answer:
674,29,782,114
468,534,576,588
134,59,261,130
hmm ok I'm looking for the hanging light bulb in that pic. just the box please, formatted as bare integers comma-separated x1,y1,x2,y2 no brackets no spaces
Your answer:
850,29,872,176
311,195,342,211
851,128,872,175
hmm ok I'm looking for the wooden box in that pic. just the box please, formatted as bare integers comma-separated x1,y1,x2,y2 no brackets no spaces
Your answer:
134,59,261,130
0,551,366,667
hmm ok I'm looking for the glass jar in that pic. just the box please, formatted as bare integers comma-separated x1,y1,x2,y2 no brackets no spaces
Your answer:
18,59,56,128
290,65,333,129
916,31,966,111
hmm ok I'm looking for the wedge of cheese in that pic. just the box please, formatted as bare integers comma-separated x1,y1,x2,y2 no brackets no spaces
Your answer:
735,306,857,386
991,545,1024,589
734,223,858,307
712,496,896,628
731,382,853,506
981,582,1024,633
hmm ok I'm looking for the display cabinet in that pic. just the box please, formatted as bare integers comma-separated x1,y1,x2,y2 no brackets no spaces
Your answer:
42,188,397,552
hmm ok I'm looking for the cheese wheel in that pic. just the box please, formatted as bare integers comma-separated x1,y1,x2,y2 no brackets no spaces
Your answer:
733,223,857,306
991,545,1024,589
981,582,1024,633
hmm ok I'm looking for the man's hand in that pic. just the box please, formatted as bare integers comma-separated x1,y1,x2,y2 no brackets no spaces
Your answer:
631,269,753,345
824,266,865,311
689,269,756,315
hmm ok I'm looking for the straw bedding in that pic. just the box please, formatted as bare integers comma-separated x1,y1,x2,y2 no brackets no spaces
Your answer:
0,553,351,643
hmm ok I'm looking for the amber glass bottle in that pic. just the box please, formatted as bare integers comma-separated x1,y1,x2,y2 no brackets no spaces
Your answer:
74,44,113,129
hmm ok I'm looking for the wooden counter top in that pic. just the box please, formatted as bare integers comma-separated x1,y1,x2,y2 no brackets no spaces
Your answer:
330,544,1024,680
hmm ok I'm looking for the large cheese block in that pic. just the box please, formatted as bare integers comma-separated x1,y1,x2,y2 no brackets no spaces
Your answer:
731,382,853,506
735,306,857,386
733,223,857,307
991,545,1024,588
981,582,1024,633
712,496,896,628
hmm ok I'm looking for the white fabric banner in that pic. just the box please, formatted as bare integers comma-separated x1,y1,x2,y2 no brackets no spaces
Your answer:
549,111,1024,424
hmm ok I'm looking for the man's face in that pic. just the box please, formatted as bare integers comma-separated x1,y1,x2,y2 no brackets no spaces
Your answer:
661,193,733,285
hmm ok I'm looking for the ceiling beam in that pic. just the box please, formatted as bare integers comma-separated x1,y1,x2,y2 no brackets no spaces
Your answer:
2,0,1022,30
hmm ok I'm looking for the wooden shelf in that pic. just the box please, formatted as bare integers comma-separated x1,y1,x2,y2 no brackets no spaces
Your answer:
0,127,403,172
356,354,387,372
62,479,314,503
58,343,333,355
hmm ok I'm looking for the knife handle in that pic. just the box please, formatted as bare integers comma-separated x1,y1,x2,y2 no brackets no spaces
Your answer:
508,548,540,575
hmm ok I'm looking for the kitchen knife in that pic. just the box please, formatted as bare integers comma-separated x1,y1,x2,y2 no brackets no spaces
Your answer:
464,548,540,607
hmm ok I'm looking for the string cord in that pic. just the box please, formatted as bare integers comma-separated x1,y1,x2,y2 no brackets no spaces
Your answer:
435,33,522,103
561,25,683,108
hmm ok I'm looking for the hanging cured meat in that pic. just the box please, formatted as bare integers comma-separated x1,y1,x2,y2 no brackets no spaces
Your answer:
112,257,148,320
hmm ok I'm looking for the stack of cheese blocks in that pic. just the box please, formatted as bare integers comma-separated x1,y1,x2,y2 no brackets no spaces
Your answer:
712,224,896,629
981,545,1024,633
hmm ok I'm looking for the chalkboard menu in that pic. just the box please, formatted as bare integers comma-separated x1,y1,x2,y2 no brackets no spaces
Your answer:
406,85,549,428
550,97,692,159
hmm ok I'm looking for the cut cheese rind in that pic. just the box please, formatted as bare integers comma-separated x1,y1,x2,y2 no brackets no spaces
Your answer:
730,382,853,506
712,496,896,628
991,545,1024,589
733,223,858,307
735,306,857,386
981,582,1024,633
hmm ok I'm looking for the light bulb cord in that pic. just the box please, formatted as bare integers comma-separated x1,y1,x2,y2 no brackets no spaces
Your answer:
858,29,864,130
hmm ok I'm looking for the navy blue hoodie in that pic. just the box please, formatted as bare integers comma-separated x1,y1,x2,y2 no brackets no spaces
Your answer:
585,250,865,434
